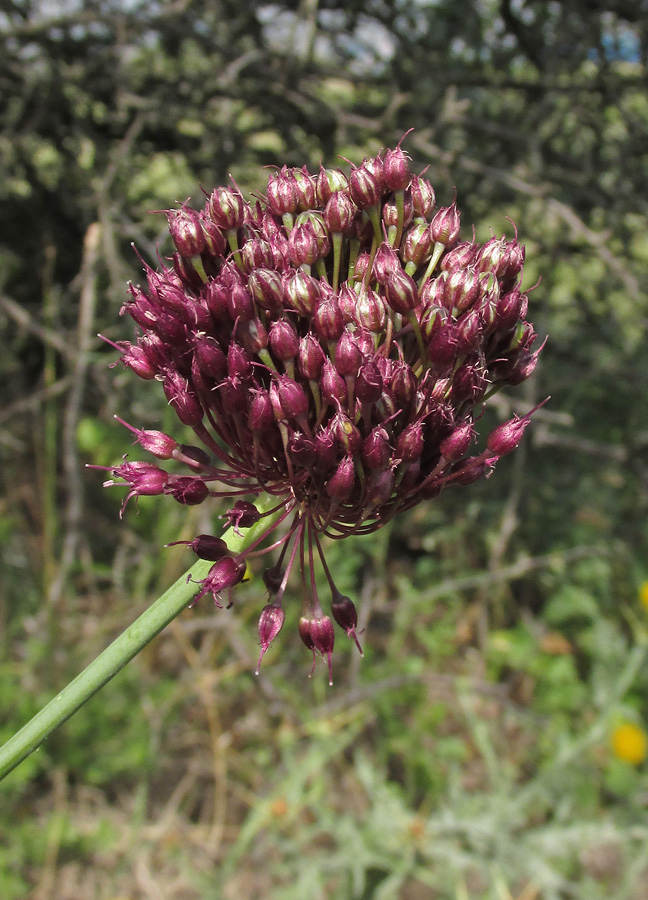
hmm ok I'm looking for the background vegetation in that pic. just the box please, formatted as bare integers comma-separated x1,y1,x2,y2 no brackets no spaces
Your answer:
1,0,648,897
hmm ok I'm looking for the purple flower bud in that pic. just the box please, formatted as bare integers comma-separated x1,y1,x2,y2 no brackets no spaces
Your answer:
494,289,526,333
200,213,227,257
420,304,448,343
428,323,459,369
349,163,381,209
117,343,158,380
166,475,210,505
451,457,494,486
444,268,480,313
316,165,349,206
313,298,344,342
326,455,355,500
486,400,547,455
167,534,229,560
256,604,286,674
248,389,274,432
107,461,169,495
218,376,248,414
401,222,434,266
226,279,255,321
321,358,347,406
382,192,414,229
383,144,412,192
293,166,318,211
324,191,357,233
408,176,434,217
455,308,483,354
391,362,417,406
440,241,478,272
476,237,508,275
314,426,338,471
208,185,246,230
288,223,319,266
335,330,363,377
299,614,335,684
372,243,401,284
283,271,321,316
162,371,204,425
224,500,261,533
362,426,392,470
248,268,284,312
332,413,362,455
356,359,384,404
190,556,246,607
227,342,252,379
266,167,298,216
430,202,461,246
384,269,419,314
263,565,285,594
274,375,309,420
330,589,364,654
365,467,395,508
396,422,424,462
269,319,299,362
295,211,330,257
167,206,206,257
115,416,178,459
193,335,227,379
298,334,326,380
439,422,474,462
356,288,386,333
288,432,317,466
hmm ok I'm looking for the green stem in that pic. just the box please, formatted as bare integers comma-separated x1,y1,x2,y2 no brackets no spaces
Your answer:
0,497,285,782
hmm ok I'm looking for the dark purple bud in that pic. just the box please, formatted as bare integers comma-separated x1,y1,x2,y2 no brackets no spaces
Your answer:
494,289,526,332
167,533,229,560
227,343,252,379
366,467,395,508
263,565,285,594
326,455,355,501
240,317,269,355
204,279,230,322
439,422,474,461
288,432,317,467
269,319,299,362
224,499,261,533
455,308,483,354
430,202,461,246
313,298,344,342
362,426,392,470
330,589,363,654
451,457,494,486
324,190,357,233
391,362,417,406
335,330,363,377
500,238,526,281
321,358,347,406
227,279,255,321
163,372,204,425
396,422,424,462
363,153,385,193
274,375,309,420
167,206,206,257
504,346,543,385
248,268,284,312
349,163,381,209
256,604,286,674
337,284,360,325
193,335,227,379
208,185,246,230
383,144,412,192
384,268,418,314
428,323,458,369
106,461,169,495
356,359,384,404
177,444,212,467
218,376,248,414
409,175,436,218
115,342,157,379
314,426,338,471
190,556,246,607
298,334,326,380
248,389,274,432
166,475,210,506
299,614,336,684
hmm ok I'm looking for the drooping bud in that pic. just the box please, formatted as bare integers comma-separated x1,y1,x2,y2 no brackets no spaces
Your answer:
189,556,246,607
326,455,355,500
256,604,286,674
165,475,210,506
223,500,261,533
330,589,364,654
486,400,548,456
299,614,336,684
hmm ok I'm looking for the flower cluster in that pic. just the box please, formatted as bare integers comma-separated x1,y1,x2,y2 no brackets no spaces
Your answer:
100,140,544,683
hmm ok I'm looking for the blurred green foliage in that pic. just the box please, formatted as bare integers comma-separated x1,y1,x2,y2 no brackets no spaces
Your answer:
1,0,648,897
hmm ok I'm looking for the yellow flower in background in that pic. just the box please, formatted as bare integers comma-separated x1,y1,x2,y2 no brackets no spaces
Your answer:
639,581,648,611
610,722,648,765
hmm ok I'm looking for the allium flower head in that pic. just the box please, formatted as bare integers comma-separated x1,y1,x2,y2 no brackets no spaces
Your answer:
101,139,545,682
